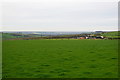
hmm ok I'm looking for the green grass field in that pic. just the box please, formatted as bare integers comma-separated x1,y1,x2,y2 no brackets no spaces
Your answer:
2,40,118,78
101,31,120,38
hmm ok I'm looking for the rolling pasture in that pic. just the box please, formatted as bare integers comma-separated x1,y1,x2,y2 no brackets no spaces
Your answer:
2,40,118,78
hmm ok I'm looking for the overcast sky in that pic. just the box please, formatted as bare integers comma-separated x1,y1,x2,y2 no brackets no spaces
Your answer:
1,0,118,31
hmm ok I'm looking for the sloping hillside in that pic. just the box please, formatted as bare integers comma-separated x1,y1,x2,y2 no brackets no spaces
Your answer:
3,32,51,39
2,33,25,39
101,31,120,38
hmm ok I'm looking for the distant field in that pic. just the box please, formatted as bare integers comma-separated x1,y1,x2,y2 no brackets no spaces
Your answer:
101,31,120,38
2,40,118,78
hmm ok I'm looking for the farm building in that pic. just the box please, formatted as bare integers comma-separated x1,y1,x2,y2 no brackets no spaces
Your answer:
79,37,86,39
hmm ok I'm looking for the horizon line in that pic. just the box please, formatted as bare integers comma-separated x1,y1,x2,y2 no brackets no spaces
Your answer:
0,30,119,32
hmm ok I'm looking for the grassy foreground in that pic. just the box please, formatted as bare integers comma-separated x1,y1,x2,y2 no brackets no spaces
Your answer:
2,40,118,78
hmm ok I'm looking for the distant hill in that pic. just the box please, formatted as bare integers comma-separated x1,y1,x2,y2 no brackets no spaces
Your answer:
2,33,24,39
2,31,120,40
2,33,42,40
101,31,120,38
2,31,92,40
